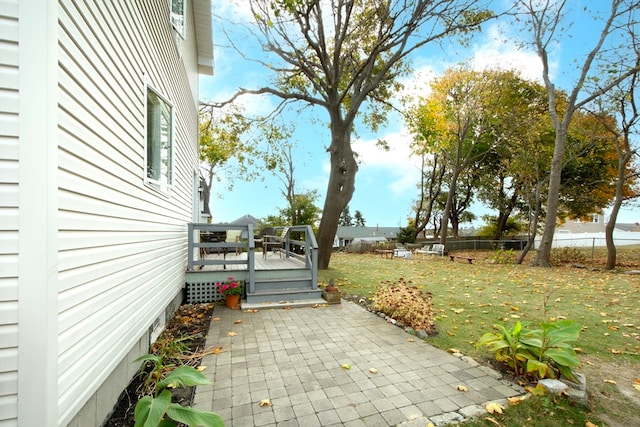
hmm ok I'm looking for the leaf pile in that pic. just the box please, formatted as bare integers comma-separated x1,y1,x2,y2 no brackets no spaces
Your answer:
371,278,436,334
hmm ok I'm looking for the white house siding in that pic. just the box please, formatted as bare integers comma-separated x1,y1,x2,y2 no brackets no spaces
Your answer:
56,1,201,425
0,1,19,425
3,0,207,425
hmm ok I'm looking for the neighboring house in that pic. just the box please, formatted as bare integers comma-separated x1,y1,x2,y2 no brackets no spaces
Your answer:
0,1,213,426
334,226,400,248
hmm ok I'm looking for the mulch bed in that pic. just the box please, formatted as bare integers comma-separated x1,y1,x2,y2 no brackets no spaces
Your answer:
103,303,215,427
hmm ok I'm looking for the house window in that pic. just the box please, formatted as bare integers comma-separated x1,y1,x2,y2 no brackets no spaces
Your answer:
145,87,174,191
592,214,599,223
170,0,185,37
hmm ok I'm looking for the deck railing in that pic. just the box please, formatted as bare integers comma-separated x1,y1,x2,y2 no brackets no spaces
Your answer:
187,223,318,292
187,223,256,272
270,224,319,289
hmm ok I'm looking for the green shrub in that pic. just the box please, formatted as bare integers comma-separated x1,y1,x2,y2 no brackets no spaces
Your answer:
370,279,435,333
550,247,588,265
487,248,515,264
476,320,581,382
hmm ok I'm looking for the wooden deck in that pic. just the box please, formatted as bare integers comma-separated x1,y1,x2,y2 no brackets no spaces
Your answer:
186,223,322,306
197,250,307,271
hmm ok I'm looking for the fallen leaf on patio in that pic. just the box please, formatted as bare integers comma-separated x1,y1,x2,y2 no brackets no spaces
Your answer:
456,385,468,392
369,368,378,374
213,317,221,322
604,379,617,384
197,366,207,371
485,402,504,414
341,364,352,370
507,396,523,406
427,423,435,427
484,417,502,426
407,338,415,342
227,332,237,337
258,399,272,407
234,319,242,324
244,309,259,313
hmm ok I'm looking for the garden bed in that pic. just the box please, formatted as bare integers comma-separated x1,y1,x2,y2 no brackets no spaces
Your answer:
104,303,215,427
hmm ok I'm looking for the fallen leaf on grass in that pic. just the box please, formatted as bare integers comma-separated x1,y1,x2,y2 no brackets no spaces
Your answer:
585,421,599,427
484,417,502,426
604,379,617,385
485,402,505,414
447,331,456,336
632,384,640,391
447,348,461,354
456,385,468,392
258,399,272,407
227,332,237,337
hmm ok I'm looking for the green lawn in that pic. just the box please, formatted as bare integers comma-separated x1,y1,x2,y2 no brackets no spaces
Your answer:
319,250,640,426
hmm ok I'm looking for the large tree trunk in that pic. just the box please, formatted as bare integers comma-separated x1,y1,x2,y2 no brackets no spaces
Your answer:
517,181,543,265
605,150,632,270
317,120,357,269
533,127,568,266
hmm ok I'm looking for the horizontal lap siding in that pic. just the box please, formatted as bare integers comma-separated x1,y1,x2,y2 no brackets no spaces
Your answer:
56,0,199,424
0,0,19,425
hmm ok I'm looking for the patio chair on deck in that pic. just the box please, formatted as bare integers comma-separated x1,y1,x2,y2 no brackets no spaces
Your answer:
262,226,290,259
225,229,242,256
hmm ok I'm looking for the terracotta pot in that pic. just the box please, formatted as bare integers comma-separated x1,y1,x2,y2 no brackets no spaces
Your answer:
225,294,240,310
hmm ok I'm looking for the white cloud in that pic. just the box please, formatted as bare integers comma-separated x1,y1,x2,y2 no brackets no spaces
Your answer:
352,131,421,198
469,22,557,84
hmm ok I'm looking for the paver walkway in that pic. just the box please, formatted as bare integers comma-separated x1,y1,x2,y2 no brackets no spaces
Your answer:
193,301,523,426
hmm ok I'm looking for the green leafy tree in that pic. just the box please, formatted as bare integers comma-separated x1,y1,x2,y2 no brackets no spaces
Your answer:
209,0,495,269
279,191,321,229
198,107,251,215
339,206,354,227
407,68,531,242
354,210,366,227
515,0,640,267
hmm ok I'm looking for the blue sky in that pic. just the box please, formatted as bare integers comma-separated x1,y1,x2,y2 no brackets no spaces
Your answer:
200,1,639,227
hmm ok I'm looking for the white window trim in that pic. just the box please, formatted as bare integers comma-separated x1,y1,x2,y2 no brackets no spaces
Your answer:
144,80,175,194
170,0,186,38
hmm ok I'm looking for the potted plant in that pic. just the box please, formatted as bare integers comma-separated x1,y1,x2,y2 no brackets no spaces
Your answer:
216,277,243,309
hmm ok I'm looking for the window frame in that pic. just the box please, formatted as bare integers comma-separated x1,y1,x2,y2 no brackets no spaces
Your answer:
144,82,175,193
170,0,185,38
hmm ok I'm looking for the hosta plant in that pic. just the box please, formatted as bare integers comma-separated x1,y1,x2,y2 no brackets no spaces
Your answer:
477,320,581,382
133,355,223,427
